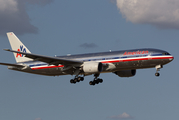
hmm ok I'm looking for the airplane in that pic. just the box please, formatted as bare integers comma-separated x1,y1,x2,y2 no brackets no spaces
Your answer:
0,32,174,85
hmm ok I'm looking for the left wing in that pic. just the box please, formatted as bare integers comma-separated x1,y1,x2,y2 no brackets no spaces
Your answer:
4,49,83,65
0,62,25,68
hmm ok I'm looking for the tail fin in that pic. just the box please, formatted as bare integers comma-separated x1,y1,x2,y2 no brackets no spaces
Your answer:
7,32,33,63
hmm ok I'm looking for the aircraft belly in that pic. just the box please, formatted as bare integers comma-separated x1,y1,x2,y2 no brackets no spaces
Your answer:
31,67,66,76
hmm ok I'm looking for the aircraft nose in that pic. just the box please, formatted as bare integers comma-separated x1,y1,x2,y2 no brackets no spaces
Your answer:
169,56,174,61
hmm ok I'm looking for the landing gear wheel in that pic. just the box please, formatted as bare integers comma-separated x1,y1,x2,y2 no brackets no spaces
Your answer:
89,81,95,86
95,80,99,84
70,79,74,83
74,78,79,82
81,77,84,81
155,73,160,77
78,77,84,81
98,79,103,83
70,79,76,84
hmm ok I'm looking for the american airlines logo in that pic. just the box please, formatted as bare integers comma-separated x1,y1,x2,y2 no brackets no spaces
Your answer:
123,51,148,56
16,45,26,57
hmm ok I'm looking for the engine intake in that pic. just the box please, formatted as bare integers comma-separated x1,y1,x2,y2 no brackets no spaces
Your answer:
114,69,136,77
83,62,103,73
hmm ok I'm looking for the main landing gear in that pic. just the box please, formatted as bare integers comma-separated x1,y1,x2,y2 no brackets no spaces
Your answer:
70,76,84,84
89,78,103,86
70,74,103,85
70,73,103,86
89,74,103,86
155,65,163,77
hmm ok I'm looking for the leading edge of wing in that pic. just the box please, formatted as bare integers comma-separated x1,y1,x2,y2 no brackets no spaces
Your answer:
4,49,83,65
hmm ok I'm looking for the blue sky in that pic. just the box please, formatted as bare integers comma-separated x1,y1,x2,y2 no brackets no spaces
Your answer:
0,0,178,120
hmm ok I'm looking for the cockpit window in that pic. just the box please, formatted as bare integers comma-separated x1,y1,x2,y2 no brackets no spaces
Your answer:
162,52,170,55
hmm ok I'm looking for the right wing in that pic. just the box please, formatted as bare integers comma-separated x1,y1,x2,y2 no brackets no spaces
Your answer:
4,49,83,66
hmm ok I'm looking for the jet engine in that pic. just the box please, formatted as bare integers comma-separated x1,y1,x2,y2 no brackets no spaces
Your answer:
114,69,136,77
83,62,103,73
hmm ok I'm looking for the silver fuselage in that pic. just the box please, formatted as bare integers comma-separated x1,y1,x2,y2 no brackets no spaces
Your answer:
9,48,174,76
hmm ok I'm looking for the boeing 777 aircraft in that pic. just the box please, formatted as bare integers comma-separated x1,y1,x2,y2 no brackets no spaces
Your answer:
0,32,174,85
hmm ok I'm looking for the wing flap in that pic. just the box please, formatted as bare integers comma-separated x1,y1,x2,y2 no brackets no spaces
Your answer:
4,49,83,65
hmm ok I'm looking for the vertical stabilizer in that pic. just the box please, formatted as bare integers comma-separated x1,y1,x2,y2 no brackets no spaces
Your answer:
7,32,33,63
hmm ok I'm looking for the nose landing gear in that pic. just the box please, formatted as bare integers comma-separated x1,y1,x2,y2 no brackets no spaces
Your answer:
155,65,163,77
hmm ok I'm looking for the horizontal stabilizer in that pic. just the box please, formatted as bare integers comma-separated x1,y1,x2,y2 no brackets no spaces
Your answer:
0,62,24,68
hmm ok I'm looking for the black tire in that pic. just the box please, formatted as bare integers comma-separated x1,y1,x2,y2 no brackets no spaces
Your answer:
74,78,79,82
70,79,73,83
95,80,99,84
80,77,84,81
98,79,103,83
70,79,76,84
78,77,84,81
77,77,81,82
89,81,95,86
89,81,93,85
155,73,160,77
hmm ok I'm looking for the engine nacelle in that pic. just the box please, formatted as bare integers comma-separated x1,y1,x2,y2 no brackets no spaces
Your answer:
83,62,103,73
114,69,136,77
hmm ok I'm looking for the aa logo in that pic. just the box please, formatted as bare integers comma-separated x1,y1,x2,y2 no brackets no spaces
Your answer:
16,45,26,57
